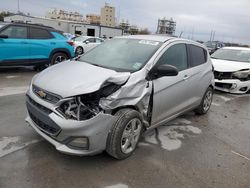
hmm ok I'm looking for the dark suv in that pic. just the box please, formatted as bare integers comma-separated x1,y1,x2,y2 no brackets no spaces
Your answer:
0,22,75,69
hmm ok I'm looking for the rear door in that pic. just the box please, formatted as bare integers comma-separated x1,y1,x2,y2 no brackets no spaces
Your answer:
84,38,98,51
187,44,211,102
0,25,29,64
151,42,198,125
28,27,55,62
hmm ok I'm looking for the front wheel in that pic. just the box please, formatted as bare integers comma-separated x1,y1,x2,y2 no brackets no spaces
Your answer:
106,109,143,160
195,87,213,115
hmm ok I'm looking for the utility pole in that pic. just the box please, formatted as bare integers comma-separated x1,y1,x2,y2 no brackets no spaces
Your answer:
17,0,20,13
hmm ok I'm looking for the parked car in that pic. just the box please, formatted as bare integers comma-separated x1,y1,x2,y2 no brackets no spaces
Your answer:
204,41,224,54
25,35,214,159
72,36,104,55
0,23,75,69
63,32,76,41
211,47,250,94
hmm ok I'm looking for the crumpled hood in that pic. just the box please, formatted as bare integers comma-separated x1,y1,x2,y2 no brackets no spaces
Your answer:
212,58,250,72
33,61,130,98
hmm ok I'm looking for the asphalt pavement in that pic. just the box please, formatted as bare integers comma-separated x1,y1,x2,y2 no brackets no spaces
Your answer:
0,67,249,188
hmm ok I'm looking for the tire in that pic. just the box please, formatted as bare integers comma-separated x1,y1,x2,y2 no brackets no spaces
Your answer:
106,108,143,160
195,87,213,115
48,52,68,67
75,47,84,56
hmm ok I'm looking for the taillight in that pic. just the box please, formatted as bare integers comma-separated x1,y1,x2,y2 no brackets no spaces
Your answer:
67,41,74,46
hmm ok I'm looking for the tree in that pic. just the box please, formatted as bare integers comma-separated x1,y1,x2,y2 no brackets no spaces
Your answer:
0,11,13,21
138,28,150,35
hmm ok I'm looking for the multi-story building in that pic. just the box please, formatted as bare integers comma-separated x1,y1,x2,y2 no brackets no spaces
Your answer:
100,3,115,27
46,9,85,22
156,17,176,35
119,19,139,35
86,14,100,25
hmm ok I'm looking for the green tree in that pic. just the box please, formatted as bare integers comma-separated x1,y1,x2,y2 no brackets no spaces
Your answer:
0,11,13,21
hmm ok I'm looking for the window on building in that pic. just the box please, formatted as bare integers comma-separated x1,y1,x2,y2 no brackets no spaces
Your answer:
157,44,188,71
29,28,53,39
0,26,28,39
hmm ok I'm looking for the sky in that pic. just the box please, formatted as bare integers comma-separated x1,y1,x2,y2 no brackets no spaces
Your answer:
1,0,250,44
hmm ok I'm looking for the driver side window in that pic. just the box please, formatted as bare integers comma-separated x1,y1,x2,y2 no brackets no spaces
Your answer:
157,44,188,71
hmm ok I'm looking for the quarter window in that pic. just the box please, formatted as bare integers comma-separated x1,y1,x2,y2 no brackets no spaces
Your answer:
29,28,53,39
157,44,188,71
0,26,27,39
189,45,207,67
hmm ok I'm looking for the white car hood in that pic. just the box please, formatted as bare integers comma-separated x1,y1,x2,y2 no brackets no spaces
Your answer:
33,61,130,98
212,58,250,72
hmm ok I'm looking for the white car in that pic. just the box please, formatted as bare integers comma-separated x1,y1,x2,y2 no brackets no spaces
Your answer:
211,47,250,94
73,36,104,55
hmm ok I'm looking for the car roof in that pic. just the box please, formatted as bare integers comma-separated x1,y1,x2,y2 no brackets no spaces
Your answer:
116,35,176,42
3,22,60,32
222,47,250,51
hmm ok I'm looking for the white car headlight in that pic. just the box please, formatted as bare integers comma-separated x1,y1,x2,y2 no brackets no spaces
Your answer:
232,69,250,79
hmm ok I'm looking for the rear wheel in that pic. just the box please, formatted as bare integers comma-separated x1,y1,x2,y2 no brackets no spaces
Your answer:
48,52,68,67
106,109,143,160
75,47,84,56
195,87,213,115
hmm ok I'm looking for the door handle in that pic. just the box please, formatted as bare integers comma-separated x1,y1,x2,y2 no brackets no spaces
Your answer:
50,42,56,45
183,75,190,80
21,41,28,44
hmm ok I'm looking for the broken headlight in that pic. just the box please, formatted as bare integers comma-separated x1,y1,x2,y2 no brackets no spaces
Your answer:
57,83,121,121
232,69,250,79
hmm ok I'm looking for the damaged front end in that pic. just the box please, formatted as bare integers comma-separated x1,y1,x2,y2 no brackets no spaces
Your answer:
56,73,153,127
56,83,121,121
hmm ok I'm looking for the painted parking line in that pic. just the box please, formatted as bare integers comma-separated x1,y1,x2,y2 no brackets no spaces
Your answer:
0,86,29,97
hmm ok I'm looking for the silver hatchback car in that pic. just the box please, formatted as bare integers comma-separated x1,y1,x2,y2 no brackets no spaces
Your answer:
26,35,214,159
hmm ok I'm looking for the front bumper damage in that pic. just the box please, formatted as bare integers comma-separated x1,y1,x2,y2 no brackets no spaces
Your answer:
25,87,117,156
215,79,250,94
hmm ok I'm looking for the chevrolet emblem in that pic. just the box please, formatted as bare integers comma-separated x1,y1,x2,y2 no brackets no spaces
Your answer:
37,90,46,98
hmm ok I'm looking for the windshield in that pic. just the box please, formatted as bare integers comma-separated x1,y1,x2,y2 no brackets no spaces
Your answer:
73,36,89,42
79,38,163,72
211,48,250,63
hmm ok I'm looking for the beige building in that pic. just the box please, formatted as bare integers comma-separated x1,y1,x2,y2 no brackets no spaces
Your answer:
86,14,101,25
46,9,85,22
100,3,115,27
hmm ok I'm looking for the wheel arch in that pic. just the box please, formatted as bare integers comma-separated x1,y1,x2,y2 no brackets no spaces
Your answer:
49,48,71,59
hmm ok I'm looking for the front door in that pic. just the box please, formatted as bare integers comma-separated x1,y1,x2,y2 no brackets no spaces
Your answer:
0,25,29,64
151,43,196,125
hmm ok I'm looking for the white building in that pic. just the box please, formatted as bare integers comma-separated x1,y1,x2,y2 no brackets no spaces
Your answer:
156,17,176,35
4,14,123,38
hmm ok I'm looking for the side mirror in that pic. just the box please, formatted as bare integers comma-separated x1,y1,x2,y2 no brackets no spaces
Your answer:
148,64,178,80
0,34,8,39
84,41,89,44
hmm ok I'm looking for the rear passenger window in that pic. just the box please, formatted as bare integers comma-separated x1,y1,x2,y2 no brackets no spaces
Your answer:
157,44,188,71
29,28,53,39
189,45,207,67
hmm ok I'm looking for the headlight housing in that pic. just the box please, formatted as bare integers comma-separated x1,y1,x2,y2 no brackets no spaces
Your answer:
57,83,121,121
232,69,250,79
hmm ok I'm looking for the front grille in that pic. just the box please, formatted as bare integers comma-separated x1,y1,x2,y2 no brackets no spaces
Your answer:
214,71,233,80
32,85,61,104
27,95,52,114
215,82,232,89
29,111,60,135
